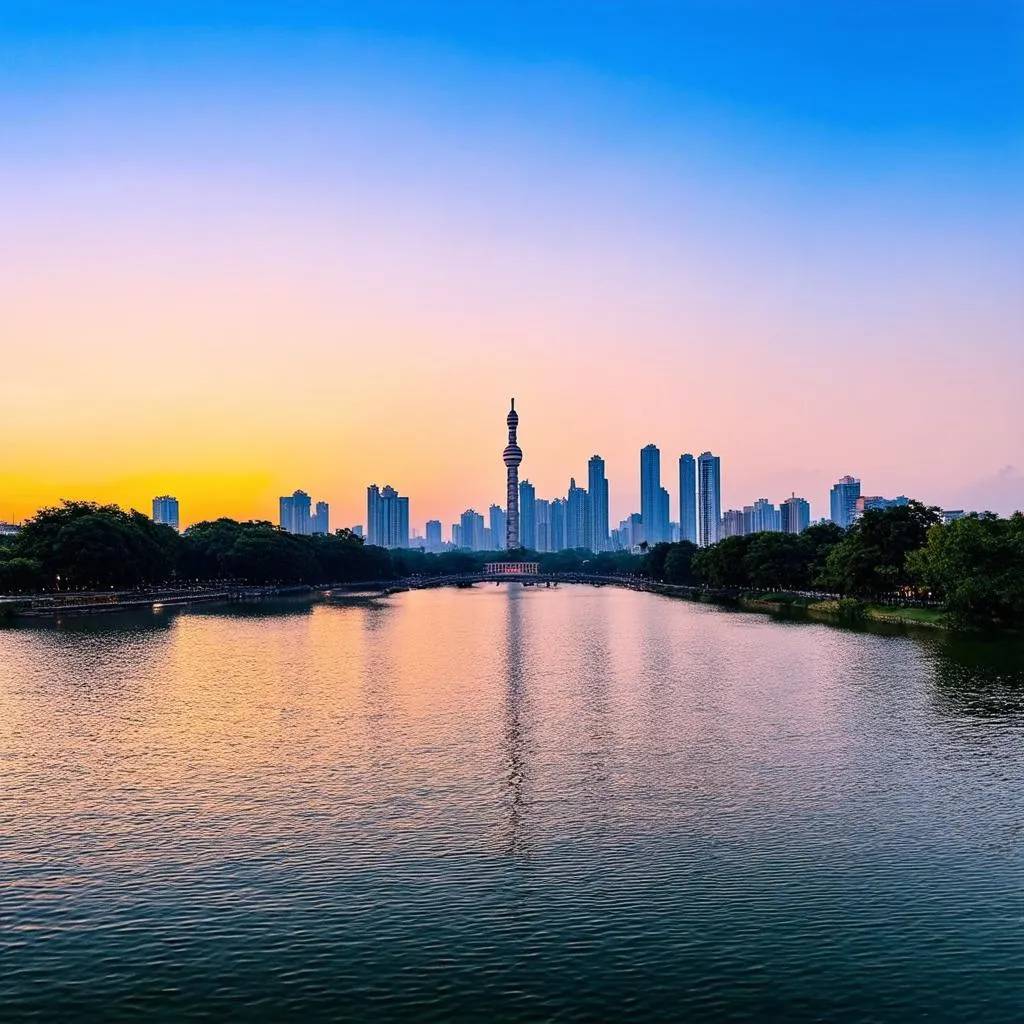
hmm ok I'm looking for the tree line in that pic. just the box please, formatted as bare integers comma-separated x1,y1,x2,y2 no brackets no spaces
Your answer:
0,501,640,593
645,501,1024,629
2,499,1022,629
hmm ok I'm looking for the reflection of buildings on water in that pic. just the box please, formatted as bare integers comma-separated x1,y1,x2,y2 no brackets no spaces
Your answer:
503,585,530,857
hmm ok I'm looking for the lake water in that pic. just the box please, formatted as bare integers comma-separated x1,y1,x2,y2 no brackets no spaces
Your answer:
1,586,1023,1021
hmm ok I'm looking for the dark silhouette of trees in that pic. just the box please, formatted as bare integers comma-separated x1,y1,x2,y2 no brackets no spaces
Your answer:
817,501,941,598
10,501,180,590
909,512,1024,628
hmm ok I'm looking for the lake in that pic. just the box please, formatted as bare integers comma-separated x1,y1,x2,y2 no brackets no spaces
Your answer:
1,586,1022,1021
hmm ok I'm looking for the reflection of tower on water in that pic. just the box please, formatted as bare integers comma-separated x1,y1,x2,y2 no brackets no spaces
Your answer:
503,585,530,856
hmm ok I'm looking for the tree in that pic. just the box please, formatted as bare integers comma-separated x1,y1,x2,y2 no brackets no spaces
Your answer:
743,532,808,590
799,522,844,582
14,501,181,589
0,557,45,594
817,501,941,598
663,542,698,584
909,512,1024,628
692,535,753,588
644,542,673,582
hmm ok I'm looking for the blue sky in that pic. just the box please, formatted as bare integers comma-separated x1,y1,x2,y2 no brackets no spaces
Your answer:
5,1,1021,140
1,1,1022,523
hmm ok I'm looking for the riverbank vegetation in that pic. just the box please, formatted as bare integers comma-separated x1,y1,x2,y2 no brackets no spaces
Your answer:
2,500,1021,630
646,502,1024,631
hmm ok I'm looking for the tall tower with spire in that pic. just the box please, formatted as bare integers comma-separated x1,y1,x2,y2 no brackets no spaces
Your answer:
503,398,523,549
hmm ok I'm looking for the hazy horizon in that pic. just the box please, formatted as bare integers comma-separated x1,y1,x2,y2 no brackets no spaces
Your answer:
3,2,1022,529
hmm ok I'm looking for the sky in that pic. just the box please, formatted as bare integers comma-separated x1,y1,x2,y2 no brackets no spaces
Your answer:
1,1,1022,530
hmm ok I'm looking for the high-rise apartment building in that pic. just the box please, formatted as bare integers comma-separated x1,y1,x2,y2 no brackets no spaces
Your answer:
425,520,443,553
312,501,330,535
781,494,811,534
566,477,589,550
366,484,409,548
721,509,745,537
678,454,697,544
587,455,609,552
626,513,643,549
658,487,670,543
279,490,313,535
458,509,476,551
519,479,536,550
488,505,507,548
550,498,566,552
829,475,861,529
535,499,551,553
640,444,663,544
697,452,722,547
460,509,485,551
748,498,781,534
152,495,180,532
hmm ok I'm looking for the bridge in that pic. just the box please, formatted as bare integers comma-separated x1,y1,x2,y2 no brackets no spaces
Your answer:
398,570,656,591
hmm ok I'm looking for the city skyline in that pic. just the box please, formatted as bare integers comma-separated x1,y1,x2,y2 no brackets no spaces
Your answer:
10,428,1011,542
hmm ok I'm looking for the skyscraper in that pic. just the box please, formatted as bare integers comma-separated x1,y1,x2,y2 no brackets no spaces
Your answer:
397,495,410,549
678,454,697,544
782,494,811,534
312,501,330,535
748,498,781,534
152,495,180,532
550,498,566,552
519,479,536,550
425,520,442,553
721,509,745,537
535,499,551,552
587,455,609,552
366,484,409,548
460,509,485,551
366,485,381,544
503,398,523,548
566,477,588,549
658,487,671,543
640,444,662,544
626,512,643,549
829,475,861,529
488,505,507,549
697,452,722,547
279,490,312,535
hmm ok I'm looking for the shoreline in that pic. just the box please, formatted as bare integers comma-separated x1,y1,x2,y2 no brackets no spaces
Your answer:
0,576,964,634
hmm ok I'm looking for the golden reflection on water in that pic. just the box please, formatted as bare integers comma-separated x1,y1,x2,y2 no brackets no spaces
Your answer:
1,586,1023,856
2,586,1024,1021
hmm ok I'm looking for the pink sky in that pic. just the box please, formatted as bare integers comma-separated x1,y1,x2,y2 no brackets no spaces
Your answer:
1,19,1021,528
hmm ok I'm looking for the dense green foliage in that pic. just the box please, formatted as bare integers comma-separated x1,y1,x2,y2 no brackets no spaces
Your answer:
650,522,843,591
816,501,941,598
1,502,178,591
647,503,1024,630
908,513,1024,628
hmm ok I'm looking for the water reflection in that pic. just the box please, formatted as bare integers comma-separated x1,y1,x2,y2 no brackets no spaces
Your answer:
925,633,1024,718
502,586,529,857
2,587,1024,1021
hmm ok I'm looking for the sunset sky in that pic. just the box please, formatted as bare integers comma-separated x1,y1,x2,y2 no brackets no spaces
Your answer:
2,1,1022,530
